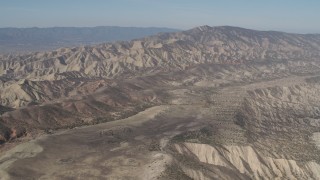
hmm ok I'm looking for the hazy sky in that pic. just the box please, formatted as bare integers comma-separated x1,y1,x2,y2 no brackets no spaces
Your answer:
1,0,319,33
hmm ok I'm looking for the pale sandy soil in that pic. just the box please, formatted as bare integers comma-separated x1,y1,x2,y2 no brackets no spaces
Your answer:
0,106,169,180
312,132,320,149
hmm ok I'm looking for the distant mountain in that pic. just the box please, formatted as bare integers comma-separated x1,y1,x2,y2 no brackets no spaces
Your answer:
0,26,179,53
1,25,319,81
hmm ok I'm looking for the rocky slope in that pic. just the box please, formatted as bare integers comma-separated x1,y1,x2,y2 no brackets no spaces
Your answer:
167,78,320,179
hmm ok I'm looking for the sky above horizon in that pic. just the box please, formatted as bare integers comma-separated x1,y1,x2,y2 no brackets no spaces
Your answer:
1,0,319,33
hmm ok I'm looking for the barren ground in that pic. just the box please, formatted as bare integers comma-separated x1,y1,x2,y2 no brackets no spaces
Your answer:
1,73,320,179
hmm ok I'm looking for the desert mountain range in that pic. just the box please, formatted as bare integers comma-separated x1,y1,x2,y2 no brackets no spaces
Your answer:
1,26,320,179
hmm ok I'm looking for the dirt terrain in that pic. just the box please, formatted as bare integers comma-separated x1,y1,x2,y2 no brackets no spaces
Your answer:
1,71,320,179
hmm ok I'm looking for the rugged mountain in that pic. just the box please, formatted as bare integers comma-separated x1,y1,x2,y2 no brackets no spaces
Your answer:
1,26,319,80
1,26,320,179
0,26,179,53
1,26,320,108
